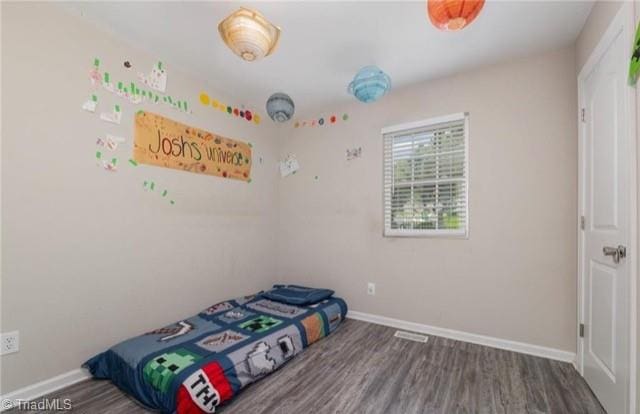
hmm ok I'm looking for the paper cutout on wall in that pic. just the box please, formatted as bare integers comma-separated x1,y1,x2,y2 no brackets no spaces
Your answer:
100,105,122,124
346,147,362,161
198,91,262,125
102,157,118,172
293,113,349,129
630,21,640,85
96,134,126,151
89,58,189,113
133,111,252,182
139,62,167,92
143,180,176,205
279,155,300,177
89,58,102,87
82,94,98,112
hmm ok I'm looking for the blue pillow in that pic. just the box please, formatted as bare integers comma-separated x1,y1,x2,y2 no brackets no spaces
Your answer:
262,284,334,306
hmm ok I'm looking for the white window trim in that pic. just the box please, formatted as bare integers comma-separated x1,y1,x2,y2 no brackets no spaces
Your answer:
382,112,470,239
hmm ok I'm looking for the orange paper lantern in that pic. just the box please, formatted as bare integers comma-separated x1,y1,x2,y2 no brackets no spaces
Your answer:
427,0,485,31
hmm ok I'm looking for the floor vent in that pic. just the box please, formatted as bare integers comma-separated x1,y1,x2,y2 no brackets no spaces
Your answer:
394,330,429,343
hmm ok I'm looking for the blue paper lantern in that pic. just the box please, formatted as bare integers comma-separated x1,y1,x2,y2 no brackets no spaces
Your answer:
266,92,295,123
348,66,391,103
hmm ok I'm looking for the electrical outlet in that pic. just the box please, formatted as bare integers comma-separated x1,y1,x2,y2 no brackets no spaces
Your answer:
1,331,19,355
367,282,376,296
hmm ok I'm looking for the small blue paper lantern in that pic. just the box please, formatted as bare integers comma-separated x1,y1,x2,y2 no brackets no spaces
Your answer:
348,66,391,103
266,92,295,123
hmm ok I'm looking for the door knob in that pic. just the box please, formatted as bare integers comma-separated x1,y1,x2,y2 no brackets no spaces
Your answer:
603,245,626,263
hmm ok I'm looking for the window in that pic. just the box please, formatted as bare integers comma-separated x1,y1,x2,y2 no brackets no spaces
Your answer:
383,113,468,237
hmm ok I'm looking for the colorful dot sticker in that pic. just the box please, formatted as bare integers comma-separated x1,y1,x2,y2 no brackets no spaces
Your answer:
198,91,262,125
293,113,349,129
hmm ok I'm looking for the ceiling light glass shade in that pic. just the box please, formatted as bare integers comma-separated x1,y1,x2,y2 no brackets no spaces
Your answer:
348,66,391,103
266,93,295,122
218,7,281,62
427,0,485,31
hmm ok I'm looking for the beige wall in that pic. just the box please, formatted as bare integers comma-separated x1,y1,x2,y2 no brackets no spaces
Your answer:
0,3,280,393
576,1,624,73
277,47,578,352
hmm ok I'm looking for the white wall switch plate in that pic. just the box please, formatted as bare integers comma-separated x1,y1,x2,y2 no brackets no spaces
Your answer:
1,331,19,355
367,282,376,296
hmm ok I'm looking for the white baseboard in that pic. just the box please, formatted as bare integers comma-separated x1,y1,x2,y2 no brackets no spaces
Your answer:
0,368,91,411
0,312,576,411
347,310,576,364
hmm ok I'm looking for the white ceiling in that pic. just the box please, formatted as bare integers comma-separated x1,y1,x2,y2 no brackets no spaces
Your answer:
60,1,593,117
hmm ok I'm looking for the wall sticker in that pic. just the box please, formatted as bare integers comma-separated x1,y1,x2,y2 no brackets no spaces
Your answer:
346,147,362,161
279,154,300,177
82,94,98,112
100,104,122,124
198,91,262,125
138,61,167,93
89,58,189,113
293,113,349,129
630,20,640,85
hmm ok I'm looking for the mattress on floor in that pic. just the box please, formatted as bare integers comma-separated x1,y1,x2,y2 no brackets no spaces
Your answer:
84,291,347,413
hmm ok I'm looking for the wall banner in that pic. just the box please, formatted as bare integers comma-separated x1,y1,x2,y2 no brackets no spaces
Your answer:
133,111,252,181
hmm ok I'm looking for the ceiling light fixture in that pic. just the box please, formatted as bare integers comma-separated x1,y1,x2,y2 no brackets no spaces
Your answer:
218,7,281,62
266,93,295,122
348,66,391,103
427,0,485,31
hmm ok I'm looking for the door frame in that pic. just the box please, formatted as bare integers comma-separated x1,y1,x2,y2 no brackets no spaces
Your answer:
577,2,637,413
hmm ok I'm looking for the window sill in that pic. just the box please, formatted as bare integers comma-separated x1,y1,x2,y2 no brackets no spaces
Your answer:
383,229,468,239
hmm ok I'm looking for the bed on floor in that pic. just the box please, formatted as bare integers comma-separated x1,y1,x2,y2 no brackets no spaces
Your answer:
85,285,347,413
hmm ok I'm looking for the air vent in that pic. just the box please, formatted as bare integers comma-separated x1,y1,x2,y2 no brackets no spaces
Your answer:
394,330,428,343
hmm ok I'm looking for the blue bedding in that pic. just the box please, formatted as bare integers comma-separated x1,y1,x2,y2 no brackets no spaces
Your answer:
261,284,334,305
84,291,347,413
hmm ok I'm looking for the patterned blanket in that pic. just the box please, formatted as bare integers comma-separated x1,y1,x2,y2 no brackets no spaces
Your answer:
85,293,348,413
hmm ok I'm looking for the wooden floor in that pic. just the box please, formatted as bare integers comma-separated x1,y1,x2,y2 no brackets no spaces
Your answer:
10,319,605,414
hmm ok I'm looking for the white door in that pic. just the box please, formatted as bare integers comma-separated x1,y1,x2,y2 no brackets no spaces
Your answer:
580,6,633,414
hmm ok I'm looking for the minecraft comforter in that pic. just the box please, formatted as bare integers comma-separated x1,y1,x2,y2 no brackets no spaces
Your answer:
85,292,347,413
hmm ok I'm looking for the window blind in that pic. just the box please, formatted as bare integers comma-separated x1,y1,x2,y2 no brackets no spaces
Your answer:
383,113,468,237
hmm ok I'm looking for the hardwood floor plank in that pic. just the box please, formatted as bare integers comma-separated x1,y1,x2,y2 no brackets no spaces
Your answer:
6,319,605,414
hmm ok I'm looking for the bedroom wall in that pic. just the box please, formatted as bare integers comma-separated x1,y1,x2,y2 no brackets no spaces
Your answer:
276,46,578,352
0,3,280,393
